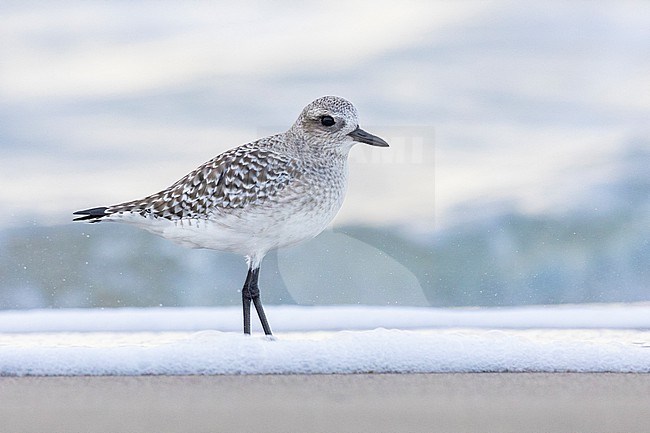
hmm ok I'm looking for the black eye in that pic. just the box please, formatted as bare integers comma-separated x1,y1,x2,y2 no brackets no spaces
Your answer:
320,115,335,127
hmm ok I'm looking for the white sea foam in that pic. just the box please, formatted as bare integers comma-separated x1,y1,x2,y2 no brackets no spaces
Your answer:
1,305,648,376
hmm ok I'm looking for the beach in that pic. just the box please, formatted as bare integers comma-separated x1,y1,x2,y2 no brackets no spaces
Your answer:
2,373,649,433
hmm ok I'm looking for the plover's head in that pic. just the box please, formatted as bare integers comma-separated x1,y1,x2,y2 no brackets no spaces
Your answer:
290,96,389,150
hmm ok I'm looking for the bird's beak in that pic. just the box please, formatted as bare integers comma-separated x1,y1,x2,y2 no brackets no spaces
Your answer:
348,126,389,147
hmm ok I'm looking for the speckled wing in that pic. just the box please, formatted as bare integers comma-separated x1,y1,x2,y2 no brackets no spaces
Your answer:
102,143,302,221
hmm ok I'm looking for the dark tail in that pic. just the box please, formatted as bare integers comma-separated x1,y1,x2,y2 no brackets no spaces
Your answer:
73,206,110,222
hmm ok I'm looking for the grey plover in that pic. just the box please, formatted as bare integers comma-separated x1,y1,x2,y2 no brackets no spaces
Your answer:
74,96,389,335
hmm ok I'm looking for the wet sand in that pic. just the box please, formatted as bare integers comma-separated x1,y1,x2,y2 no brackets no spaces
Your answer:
2,373,649,433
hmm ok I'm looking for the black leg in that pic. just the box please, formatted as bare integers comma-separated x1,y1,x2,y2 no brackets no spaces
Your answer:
242,290,252,335
253,296,272,336
241,266,273,336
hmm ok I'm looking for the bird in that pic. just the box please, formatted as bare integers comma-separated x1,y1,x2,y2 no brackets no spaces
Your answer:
74,96,389,335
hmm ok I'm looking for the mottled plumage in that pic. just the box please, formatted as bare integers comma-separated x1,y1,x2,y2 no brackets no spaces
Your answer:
78,139,300,219
74,96,388,335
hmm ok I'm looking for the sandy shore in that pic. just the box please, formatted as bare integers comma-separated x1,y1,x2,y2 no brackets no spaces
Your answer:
2,373,649,433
